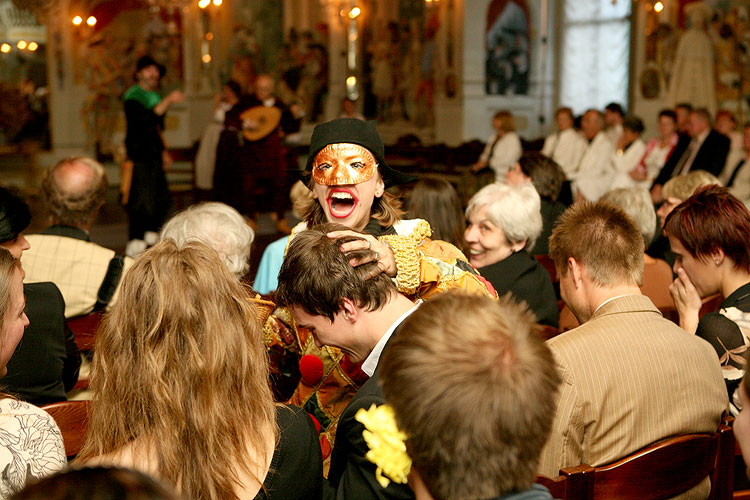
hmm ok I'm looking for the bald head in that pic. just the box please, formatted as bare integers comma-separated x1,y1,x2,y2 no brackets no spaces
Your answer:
255,74,275,101
42,157,108,230
54,160,97,195
581,109,604,140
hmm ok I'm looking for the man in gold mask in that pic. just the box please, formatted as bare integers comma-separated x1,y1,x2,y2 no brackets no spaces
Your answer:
264,118,496,472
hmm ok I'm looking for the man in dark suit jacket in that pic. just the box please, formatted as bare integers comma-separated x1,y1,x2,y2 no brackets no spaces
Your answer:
2,282,81,406
652,108,730,200
276,224,417,500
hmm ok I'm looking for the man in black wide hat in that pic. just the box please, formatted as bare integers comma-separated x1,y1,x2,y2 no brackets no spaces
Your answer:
122,55,184,257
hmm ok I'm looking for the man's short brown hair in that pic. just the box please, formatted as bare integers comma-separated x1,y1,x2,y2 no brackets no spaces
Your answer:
42,157,107,228
549,201,644,287
275,223,396,320
379,293,561,499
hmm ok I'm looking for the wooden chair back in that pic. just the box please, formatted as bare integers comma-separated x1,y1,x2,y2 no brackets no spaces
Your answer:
67,312,104,352
584,418,734,500
42,400,92,459
534,254,558,283
538,415,734,500
537,465,594,499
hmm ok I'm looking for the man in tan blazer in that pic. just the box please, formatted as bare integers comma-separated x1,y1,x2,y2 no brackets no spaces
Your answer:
538,200,727,498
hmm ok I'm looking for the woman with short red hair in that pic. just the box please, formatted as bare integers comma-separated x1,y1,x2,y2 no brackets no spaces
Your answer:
665,185,750,412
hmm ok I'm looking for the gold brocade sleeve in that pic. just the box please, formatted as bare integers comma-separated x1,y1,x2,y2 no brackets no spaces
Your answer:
379,220,497,300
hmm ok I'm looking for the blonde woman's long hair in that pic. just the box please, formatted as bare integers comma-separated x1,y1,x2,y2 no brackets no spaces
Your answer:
77,240,277,500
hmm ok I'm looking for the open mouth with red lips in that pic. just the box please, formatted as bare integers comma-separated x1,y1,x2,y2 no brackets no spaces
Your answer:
326,188,359,219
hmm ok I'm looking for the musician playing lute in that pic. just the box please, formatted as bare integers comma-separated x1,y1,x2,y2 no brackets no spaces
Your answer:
214,74,303,232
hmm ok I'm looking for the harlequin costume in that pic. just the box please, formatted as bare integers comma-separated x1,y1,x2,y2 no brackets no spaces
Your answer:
264,119,496,472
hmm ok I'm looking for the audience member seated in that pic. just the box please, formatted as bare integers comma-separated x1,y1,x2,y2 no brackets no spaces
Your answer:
160,201,254,280
406,177,466,253
601,187,673,312
378,293,562,500
559,187,676,332
254,181,311,294
628,109,679,187
76,240,323,500
652,107,730,200
505,152,567,255
604,102,625,145
722,123,750,207
609,116,647,190
0,188,80,406
716,109,743,173
569,109,616,201
649,170,721,268
0,248,66,498
11,466,181,500
465,183,558,327
675,102,693,135
665,185,750,414
539,200,727,499
21,157,133,318
471,110,522,182
541,106,586,177
275,224,419,500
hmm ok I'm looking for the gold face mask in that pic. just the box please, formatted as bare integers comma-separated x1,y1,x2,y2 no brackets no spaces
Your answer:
312,143,377,186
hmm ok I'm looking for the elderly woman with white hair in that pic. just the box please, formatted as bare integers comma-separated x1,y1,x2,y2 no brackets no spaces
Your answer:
160,202,254,279
465,182,558,327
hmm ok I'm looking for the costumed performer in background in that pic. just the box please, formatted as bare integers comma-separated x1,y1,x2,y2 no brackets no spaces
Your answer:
122,55,184,258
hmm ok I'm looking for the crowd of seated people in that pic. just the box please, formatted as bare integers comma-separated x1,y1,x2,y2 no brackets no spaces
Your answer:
5,100,750,500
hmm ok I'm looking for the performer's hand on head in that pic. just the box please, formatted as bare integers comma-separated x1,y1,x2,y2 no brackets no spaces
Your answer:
327,231,397,279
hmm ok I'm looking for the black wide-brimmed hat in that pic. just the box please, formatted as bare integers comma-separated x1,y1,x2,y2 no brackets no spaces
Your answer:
303,118,417,188
136,55,166,78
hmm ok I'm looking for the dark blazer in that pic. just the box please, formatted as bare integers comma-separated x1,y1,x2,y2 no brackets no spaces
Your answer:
2,282,80,406
325,332,414,500
653,129,730,186
479,251,559,328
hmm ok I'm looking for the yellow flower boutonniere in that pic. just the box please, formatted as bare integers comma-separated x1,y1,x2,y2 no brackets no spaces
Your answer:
355,403,412,488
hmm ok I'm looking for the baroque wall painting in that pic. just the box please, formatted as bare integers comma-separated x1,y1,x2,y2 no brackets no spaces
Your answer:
642,0,750,120
75,0,183,158
485,0,530,96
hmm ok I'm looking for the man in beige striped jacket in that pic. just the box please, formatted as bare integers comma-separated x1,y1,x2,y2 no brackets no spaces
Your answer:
538,200,727,498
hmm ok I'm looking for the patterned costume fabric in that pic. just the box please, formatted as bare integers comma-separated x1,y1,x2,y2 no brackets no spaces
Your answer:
264,218,496,471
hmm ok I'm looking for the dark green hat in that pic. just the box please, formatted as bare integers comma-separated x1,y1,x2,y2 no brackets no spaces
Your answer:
303,118,417,188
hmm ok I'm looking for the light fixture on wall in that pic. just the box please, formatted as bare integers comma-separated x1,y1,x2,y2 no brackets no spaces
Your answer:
654,1,664,13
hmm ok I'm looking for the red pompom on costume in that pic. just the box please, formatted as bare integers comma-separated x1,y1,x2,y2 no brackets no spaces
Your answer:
299,354,325,386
